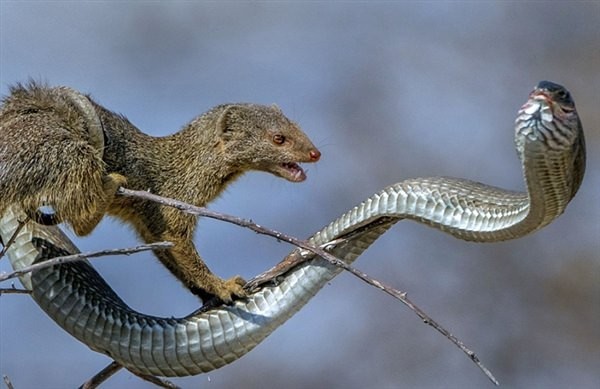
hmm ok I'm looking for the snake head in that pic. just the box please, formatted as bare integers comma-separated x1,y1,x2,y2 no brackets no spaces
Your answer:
532,81,577,121
515,81,586,199
515,81,581,155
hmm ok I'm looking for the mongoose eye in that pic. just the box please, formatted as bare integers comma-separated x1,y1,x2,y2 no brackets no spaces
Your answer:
273,134,286,145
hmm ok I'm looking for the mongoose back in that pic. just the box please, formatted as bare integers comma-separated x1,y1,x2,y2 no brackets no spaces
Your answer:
0,81,321,303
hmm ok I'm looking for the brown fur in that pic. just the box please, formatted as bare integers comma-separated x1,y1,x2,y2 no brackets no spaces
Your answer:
0,81,320,303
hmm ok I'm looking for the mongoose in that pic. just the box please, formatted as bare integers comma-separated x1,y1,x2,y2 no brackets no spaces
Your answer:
0,81,321,303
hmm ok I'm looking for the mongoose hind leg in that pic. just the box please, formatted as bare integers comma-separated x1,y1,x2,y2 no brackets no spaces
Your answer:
71,173,127,236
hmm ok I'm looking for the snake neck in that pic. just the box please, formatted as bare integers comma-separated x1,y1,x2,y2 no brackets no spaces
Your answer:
515,85,586,239
521,138,583,235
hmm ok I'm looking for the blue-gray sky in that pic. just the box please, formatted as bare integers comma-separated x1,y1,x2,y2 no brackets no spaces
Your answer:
1,2,599,388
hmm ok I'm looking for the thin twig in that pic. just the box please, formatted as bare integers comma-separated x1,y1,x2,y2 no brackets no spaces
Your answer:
79,362,123,389
1,190,498,385
3,375,15,389
333,261,498,385
79,362,180,389
0,222,32,297
0,242,173,283
118,188,390,288
0,286,31,295
117,187,499,385
128,370,180,389
0,217,27,260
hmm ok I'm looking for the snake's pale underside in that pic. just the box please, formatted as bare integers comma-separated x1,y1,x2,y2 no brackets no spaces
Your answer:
0,81,586,377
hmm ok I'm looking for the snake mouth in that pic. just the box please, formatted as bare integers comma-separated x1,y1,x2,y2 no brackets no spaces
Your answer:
517,87,576,150
519,92,553,124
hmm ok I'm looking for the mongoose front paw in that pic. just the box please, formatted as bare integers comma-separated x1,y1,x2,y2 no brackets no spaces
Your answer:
103,173,128,193
215,275,247,304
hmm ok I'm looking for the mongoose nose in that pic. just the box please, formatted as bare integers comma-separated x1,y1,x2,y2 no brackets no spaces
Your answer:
310,149,321,161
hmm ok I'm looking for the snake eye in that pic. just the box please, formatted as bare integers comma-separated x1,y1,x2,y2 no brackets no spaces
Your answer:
273,134,286,145
556,89,570,101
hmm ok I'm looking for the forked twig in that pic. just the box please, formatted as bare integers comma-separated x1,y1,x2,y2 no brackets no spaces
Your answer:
79,362,122,389
0,224,34,298
0,216,28,260
2,190,498,386
79,362,179,389
128,371,180,389
0,242,173,283
117,187,499,385
0,285,31,295
333,261,498,384
1,221,34,299
3,374,15,389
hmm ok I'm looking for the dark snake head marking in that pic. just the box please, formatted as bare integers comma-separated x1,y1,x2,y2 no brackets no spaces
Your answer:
535,81,574,107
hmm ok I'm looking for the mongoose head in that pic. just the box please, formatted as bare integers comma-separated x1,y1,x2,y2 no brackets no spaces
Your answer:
215,104,321,182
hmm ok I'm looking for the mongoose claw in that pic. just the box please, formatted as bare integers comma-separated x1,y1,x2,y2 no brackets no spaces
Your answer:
103,173,128,193
216,275,247,304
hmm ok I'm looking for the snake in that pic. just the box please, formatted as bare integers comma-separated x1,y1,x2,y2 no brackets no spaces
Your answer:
0,80,585,377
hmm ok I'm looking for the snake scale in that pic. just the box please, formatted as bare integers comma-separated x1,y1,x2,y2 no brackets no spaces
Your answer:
0,81,585,377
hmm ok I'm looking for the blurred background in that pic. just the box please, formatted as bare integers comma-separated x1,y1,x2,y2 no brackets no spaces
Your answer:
1,2,598,388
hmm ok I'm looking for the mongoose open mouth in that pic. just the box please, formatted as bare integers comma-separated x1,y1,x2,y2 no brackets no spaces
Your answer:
276,162,307,182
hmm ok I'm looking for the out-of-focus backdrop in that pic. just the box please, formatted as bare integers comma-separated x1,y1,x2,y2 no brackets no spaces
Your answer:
1,2,598,388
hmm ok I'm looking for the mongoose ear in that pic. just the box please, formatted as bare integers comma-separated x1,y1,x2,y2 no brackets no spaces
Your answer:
271,104,282,113
216,105,243,139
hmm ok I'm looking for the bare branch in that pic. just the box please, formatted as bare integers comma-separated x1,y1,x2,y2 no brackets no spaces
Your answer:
128,370,180,389
250,249,499,385
0,217,27,260
3,375,15,389
1,189,498,385
0,286,31,295
117,187,499,385
335,261,499,385
79,362,122,389
79,361,180,389
0,242,173,283
118,189,393,291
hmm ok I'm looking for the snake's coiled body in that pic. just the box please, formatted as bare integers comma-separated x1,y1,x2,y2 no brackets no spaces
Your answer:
0,81,585,377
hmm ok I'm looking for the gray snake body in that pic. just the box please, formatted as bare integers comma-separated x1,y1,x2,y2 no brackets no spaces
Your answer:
0,81,585,377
